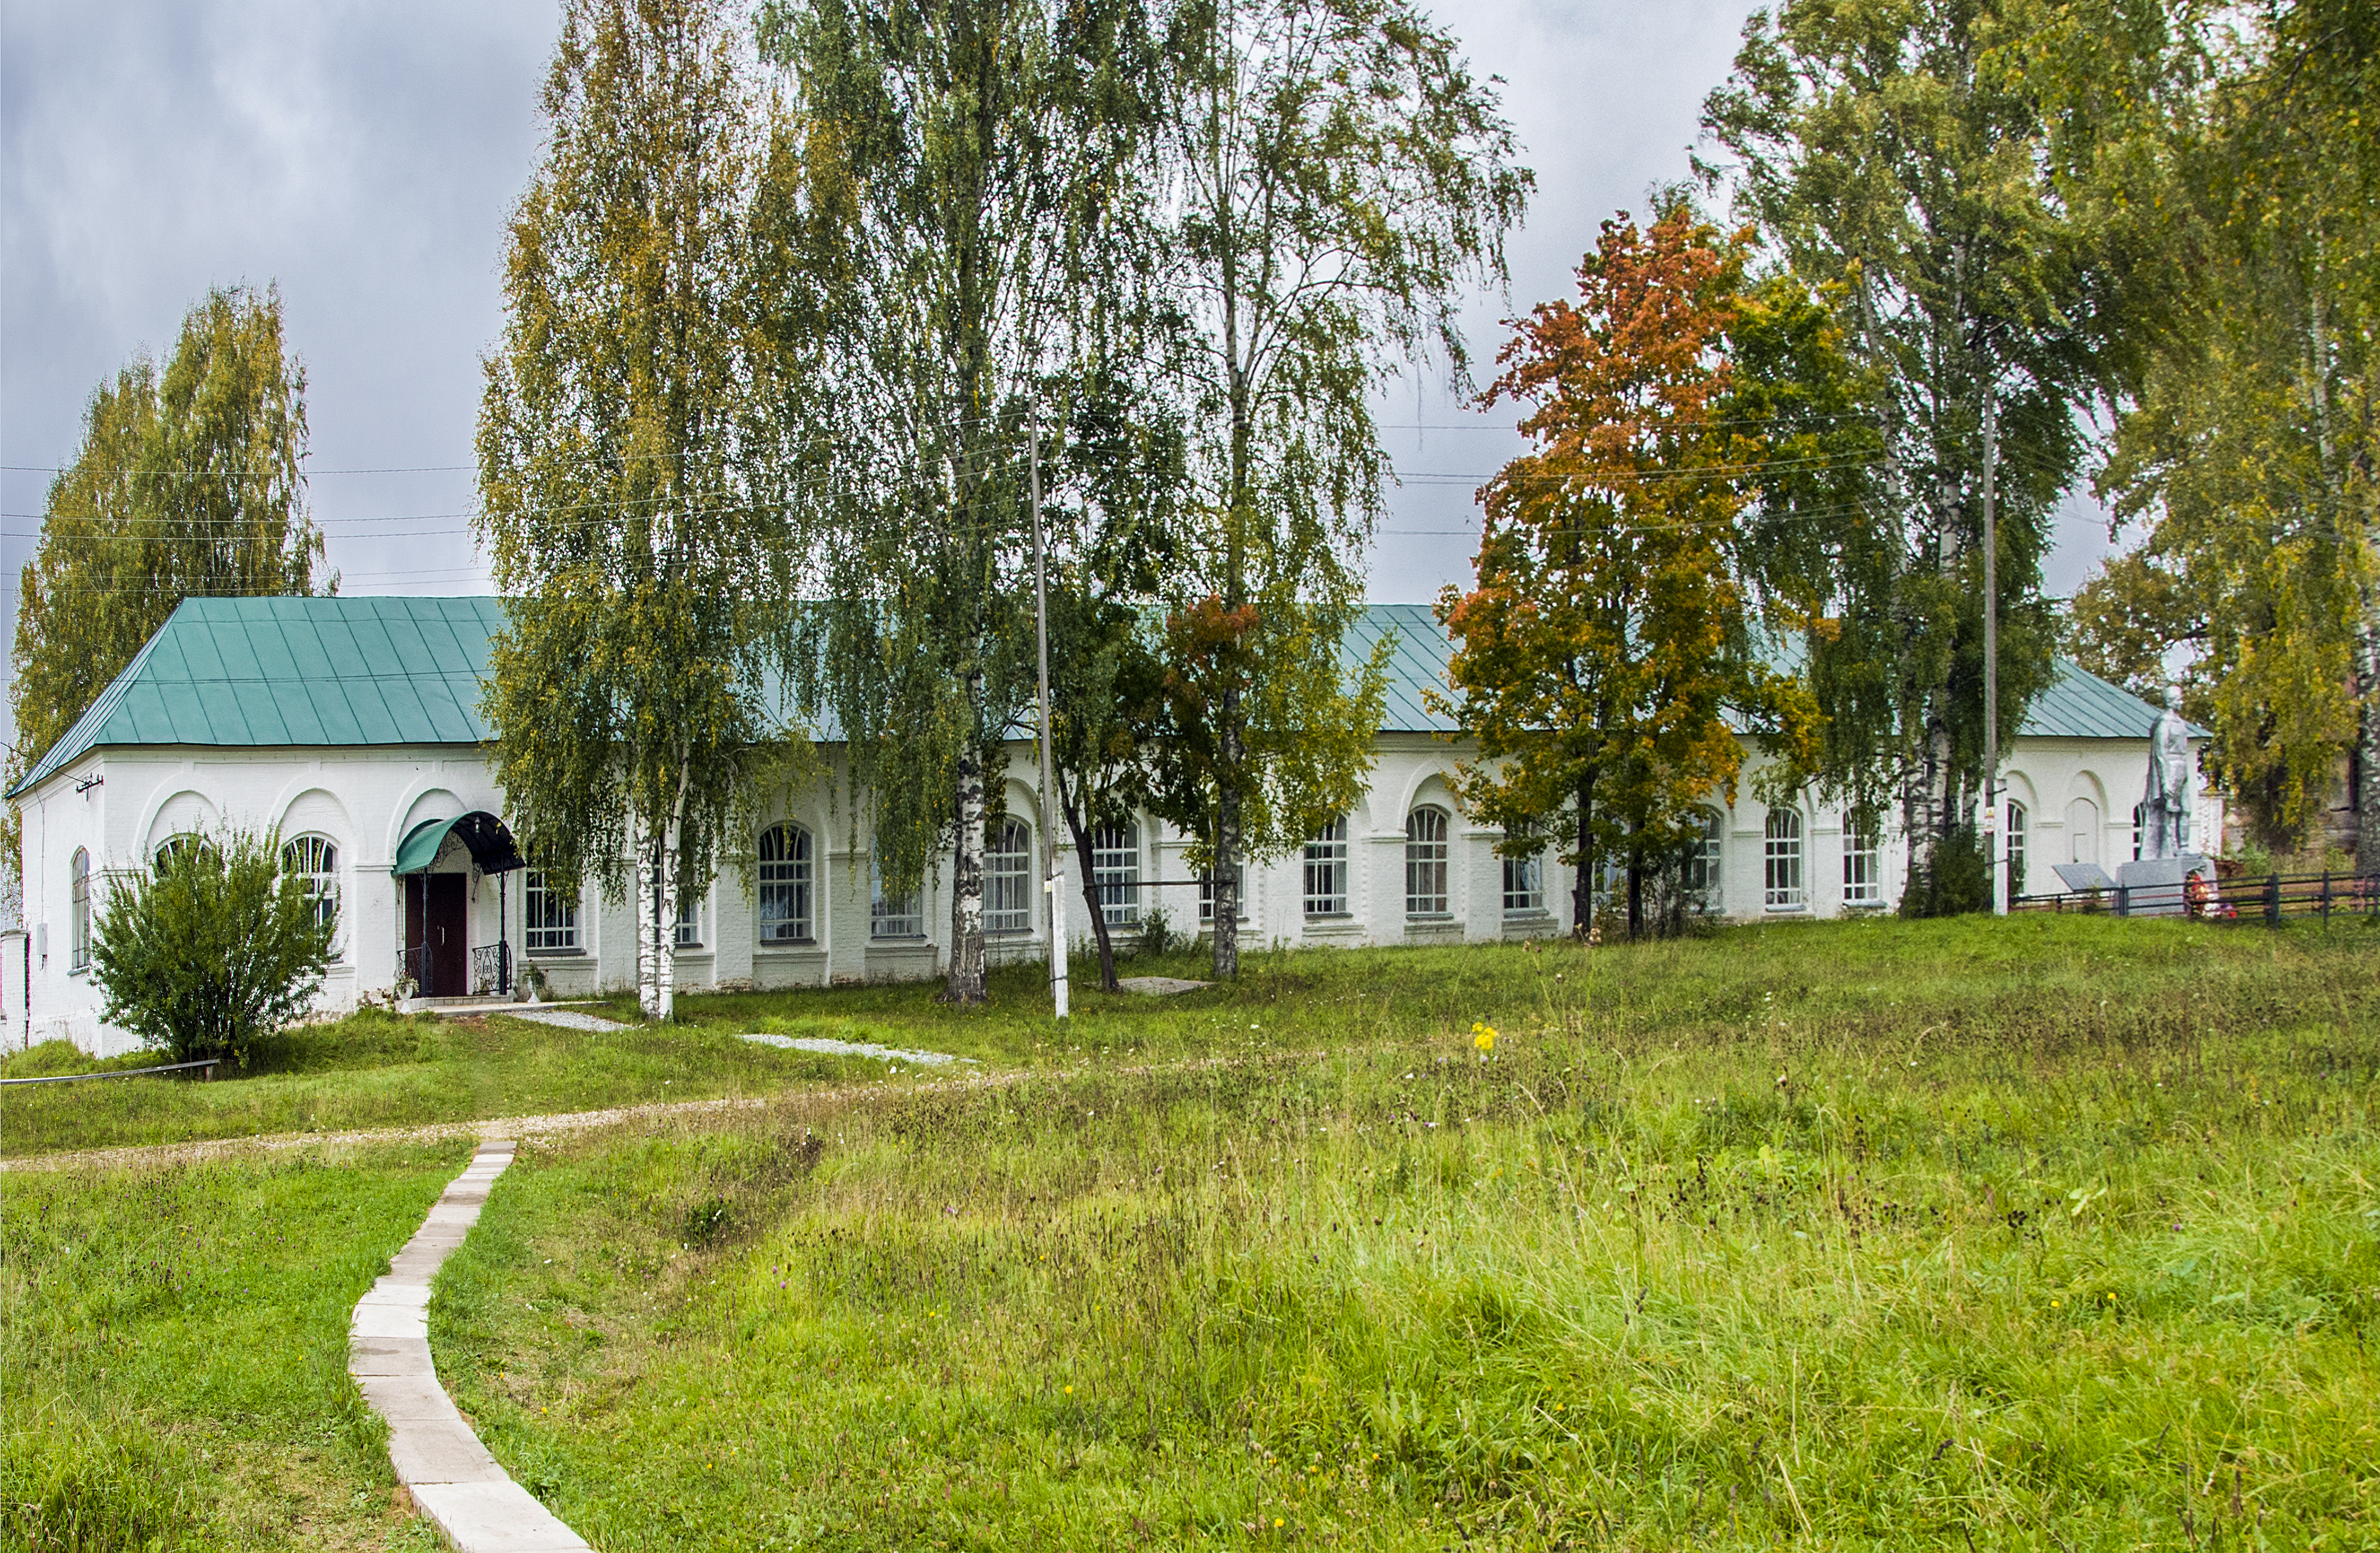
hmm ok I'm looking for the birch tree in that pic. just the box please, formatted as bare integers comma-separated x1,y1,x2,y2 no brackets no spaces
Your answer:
1700,0,2181,900
2078,0,2378,861
1155,0,1526,978
480,0,802,1019
760,0,1156,1004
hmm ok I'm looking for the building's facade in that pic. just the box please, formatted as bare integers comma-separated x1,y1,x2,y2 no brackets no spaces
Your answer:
8,597,2215,1055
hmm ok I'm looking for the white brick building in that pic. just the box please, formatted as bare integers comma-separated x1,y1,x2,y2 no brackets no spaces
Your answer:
7,597,2211,1055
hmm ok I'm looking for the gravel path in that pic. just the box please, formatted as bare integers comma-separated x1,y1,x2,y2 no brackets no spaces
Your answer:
735,1031,975,1065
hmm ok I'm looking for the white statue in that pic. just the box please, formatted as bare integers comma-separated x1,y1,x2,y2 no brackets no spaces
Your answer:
2141,685,2194,859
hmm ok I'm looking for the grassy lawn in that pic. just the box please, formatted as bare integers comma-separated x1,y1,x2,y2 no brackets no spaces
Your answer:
0,1006,900,1160
1,1140,472,1550
417,915,2378,1550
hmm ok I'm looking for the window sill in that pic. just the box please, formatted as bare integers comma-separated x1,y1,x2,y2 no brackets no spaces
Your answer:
869,935,928,946
755,939,820,952
526,947,587,958
1303,911,1353,922
1763,904,1808,914
1406,912,1455,923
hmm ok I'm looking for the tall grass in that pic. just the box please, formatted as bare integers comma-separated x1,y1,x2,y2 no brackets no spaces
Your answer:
0,1143,467,1550
432,918,2380,1550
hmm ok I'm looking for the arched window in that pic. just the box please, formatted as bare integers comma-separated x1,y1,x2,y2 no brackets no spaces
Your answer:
987,818,1032,935
1841,823,1880,906
1092,822,1140,927
1405,808,1450,917
69,848,90,972
2006,801,2028,896
1303,816,1349,917
756,824,814,944
153,834,203,870
1682,809,1723,902
1502,827,1544,917
870,851,922,940
1763,809,1804,911
281,834,340,937
2131,802,2144,862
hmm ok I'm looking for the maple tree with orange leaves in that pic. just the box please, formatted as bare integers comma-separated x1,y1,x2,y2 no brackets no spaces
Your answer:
1436,205,1812,936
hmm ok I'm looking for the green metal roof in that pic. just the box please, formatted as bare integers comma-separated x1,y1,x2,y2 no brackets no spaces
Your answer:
9,595,505,798
10,594,2189,801
1356,599,2194,740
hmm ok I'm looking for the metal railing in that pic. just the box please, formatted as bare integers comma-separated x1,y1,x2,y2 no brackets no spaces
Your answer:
403,941,513,999
2012,870,2379,923
472,941,512,999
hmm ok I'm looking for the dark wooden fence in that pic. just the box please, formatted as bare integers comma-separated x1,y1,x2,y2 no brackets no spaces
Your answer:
2011,870,2379,924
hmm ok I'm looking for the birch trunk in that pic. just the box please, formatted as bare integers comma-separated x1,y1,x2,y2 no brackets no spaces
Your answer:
634,817,661,1019
2360,619,2380,878
1212,696,1242,982
944,687,988,1004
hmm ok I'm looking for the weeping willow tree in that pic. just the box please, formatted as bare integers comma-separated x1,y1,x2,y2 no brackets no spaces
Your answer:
758,0,1160,1003
479,0,808,1020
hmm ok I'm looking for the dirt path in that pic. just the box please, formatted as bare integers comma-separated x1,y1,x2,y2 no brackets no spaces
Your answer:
0,1040,1344,1175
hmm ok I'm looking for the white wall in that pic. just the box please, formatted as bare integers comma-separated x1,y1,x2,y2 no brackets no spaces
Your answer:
14,727,2181,1055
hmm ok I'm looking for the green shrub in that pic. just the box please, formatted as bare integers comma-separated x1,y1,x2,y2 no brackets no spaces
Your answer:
89,826,335,1066
1899,821,1990,917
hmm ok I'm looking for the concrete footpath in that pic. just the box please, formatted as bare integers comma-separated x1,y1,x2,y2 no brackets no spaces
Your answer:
350,1140,594,1552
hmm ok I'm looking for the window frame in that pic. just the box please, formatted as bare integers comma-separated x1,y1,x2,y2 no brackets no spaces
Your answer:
1681,809,1723,904
756,824,815,945
523,868,581,955
1763,809,1806,911
1198,863,1248,924
1303,816,1349,918
1501,835,1545,917
1404,807,1451,918
870,854,923,941
1091,822,1141,928
674,887,704,950
2006,800,2028,897
986,818,1033,936
1840,823,1881,908
281,833,342,946
69,848,91,972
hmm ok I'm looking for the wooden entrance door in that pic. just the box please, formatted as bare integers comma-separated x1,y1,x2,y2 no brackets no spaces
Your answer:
405,874,469,997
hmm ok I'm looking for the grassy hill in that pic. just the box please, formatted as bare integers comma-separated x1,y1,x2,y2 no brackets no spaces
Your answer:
7,915,2375,1549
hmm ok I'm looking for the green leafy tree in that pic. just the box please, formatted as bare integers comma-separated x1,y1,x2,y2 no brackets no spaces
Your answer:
1439,207,1811,937
1036,372,1187,990
760,0,1156,1004
2082,0,2379,859
479,0,805,1020
1700,0,2179,901
1154,0,1527,977
90,828,335,1065
10,285,322,803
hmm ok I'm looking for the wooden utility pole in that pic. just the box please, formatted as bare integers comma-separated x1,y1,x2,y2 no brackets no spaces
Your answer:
1028,399,1068,1017
1982,385,2004,914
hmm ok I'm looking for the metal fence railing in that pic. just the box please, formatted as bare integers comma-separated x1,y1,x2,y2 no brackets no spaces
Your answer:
2012,870,2379,924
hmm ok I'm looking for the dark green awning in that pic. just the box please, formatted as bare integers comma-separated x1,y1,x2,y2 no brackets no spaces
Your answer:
391,812,525,876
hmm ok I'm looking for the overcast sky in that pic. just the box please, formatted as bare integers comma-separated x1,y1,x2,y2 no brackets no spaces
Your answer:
1,0,2121,647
